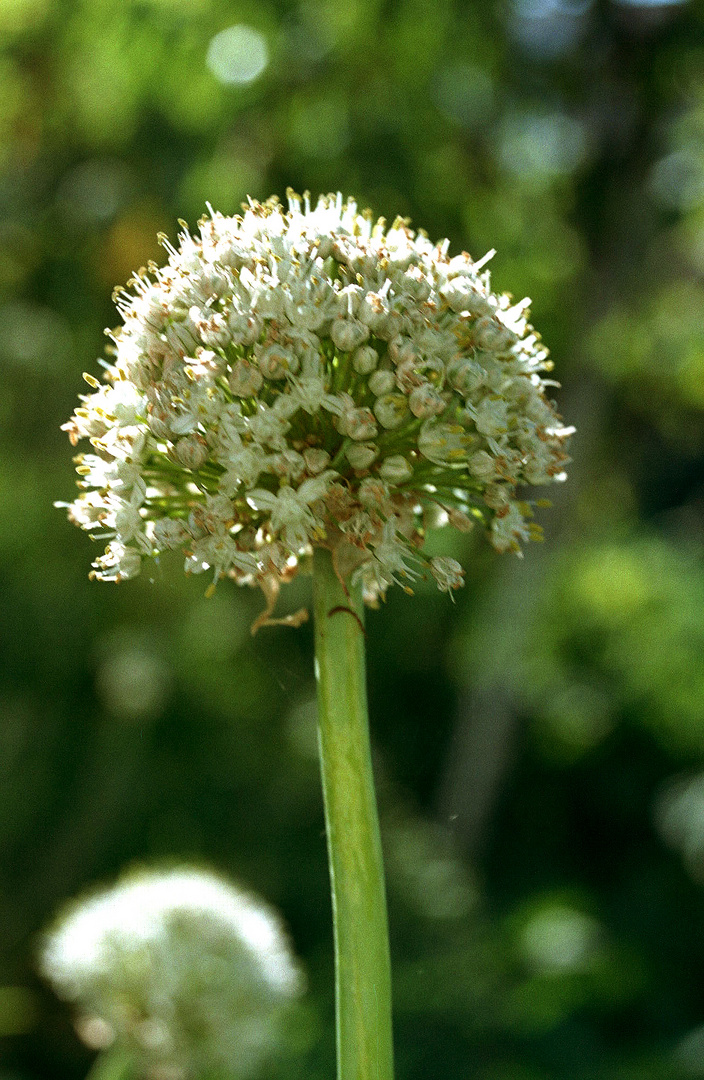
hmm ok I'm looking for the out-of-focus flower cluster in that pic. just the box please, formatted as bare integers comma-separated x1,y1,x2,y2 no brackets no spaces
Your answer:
40,866,303,1080
60,192,572,607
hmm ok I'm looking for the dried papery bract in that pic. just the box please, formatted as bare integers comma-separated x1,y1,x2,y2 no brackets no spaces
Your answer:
59,192,573,620
40,866,303,1080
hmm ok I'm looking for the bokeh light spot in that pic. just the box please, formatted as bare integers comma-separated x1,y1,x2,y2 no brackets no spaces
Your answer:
613,0,687,6
0,301,71,371
498,111,589,179
675,1024,704,1076
509,0,593,59
521,905,600,972
0,0,49,36
57,159,132,225
649,151,704,212
655,772,704,877
95,644,171,723
206,25,269,86
574,546,650,618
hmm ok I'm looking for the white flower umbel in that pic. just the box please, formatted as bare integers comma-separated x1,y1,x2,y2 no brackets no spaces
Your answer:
40,866,303,1080
60,192,573,610
58,193,574,1080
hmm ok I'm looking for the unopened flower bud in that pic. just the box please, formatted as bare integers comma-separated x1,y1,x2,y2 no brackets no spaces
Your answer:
474,315,516,353
148,406,173,439
418,419,475,464
439,276,479,313
303,447,331,474
408,384,446,419
346,408,378,442
335,284,364,317
468,450,497,479
228,312,262,346
357,292,388,332
330,318,369,352
368,370,396,396
373,393,409,429
447,357,484,396
229,359,264,397
170,434,208,470
378,455,413,483
258,344,299,380
388,335,419,366
346,443,378,470
352,345,379,374
473,398,509,438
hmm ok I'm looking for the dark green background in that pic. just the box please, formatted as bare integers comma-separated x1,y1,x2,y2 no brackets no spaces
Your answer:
2,1,704,1077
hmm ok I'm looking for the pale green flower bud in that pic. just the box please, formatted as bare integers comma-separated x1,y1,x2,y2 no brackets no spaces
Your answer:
474,315,516,353
345,407,378,441
418,419,474,465
447,357,484,396
303,447,331,474
378,455,413,483
373,393,409,429
439,276,479,313
346,443,379,470
368,370,396,397
257,343,299,380
335,284,364,317
228,312,262,346
395,356,445,393
357,292,388,332
388,335,419,366
468,450,497,479
330,317,369,352
229,358,264,397
408,384,447,419
352,344,379,374
170,433,209,470
473,398,510,438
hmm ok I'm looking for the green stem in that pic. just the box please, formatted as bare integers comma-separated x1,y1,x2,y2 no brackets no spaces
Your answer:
312,547,394,1080
85,1048,134,1080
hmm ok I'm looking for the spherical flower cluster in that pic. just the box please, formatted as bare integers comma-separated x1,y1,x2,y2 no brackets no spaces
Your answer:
40,866,303,1080
60,192,572,611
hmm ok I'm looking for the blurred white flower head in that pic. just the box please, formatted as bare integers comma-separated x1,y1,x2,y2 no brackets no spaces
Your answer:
60,192,573,610
40,866,303,1080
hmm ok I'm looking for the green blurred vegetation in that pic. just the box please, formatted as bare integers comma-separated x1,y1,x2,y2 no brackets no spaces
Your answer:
2,0,704,1077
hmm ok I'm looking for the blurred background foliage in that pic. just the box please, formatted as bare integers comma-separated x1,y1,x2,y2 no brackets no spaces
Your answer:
2,0,704,1077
